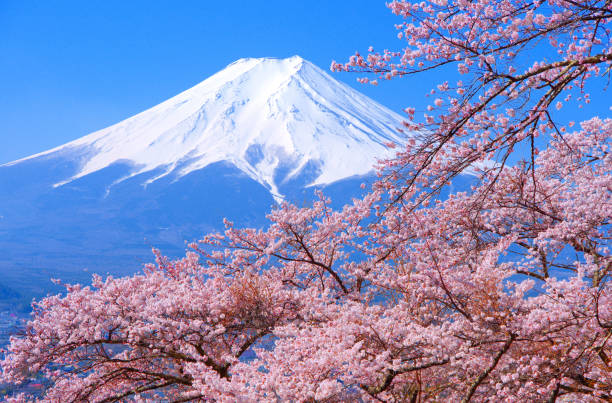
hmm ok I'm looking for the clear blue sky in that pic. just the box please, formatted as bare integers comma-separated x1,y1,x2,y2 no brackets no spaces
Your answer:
0,0,429,164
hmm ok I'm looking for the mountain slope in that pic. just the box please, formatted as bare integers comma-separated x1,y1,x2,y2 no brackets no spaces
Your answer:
7,56,409,200
0,56,415,309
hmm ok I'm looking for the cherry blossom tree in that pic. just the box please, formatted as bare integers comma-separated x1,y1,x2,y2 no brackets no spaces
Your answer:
2,0,611,401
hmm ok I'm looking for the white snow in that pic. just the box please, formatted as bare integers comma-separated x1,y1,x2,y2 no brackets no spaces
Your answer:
6,56,414,201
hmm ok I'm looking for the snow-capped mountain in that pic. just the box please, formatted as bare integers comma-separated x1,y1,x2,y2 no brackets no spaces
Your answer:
0,56,413,310
8,56,408,201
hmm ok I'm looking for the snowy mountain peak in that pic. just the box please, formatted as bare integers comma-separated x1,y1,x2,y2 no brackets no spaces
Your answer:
228,55,304,66
7,56,413,201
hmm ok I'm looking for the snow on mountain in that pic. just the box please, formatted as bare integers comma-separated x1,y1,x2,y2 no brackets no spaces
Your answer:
7,56,411,201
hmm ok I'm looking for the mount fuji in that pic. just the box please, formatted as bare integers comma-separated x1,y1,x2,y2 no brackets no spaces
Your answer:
0,56,413,311
9,56,408,201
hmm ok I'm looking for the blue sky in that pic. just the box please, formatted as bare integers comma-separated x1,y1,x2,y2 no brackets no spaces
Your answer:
0,0,429,164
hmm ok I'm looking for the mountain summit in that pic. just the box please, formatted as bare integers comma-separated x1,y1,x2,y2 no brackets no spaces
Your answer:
9,56,409,200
